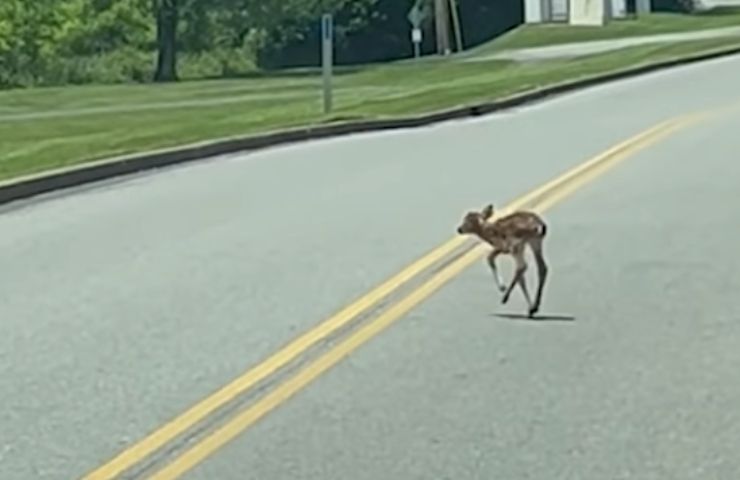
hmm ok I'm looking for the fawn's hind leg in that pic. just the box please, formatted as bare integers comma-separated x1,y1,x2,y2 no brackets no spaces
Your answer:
516,267,534,311
502,245,527,306
528,236,549,316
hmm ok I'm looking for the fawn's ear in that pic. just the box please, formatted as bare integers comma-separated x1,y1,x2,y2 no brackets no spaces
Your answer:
481,204,494,219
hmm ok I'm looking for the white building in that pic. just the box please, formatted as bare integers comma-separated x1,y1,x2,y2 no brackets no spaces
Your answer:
524,0,631,25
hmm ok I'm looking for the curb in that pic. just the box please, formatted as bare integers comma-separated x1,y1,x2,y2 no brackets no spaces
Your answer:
2,45,740,207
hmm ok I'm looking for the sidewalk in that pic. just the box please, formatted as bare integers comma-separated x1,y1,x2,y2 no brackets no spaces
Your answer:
464,25,740,62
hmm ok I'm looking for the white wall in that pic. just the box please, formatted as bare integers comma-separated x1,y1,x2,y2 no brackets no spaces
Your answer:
569,0,606,25
552,0,570,20
608,0,627,18
525,0,544,23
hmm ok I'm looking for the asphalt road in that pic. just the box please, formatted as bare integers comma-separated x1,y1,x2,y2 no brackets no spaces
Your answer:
1,55,740,479
182,91,740,480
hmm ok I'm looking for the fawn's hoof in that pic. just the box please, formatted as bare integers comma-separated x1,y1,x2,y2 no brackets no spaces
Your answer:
528,305,539,318
501,294,510,305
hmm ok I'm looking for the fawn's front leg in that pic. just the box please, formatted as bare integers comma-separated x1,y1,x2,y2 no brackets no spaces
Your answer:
486,248,506,293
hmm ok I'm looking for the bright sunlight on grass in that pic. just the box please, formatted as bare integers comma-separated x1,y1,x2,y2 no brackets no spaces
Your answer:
2,12,740,182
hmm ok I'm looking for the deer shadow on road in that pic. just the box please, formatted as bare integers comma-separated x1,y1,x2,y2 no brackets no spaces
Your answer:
491,312,576,323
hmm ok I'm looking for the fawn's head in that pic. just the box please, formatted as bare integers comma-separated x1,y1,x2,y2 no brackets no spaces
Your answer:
456,204,494,235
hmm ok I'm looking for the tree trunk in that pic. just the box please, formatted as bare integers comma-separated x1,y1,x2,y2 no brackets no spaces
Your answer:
154,0,178,82
434,0,451,55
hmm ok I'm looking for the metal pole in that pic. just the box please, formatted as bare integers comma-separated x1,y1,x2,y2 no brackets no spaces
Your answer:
448,0,464,53
321,13,333,115
434,0,451,55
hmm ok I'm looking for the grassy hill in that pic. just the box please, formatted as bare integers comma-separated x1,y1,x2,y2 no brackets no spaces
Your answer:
2,10,740,182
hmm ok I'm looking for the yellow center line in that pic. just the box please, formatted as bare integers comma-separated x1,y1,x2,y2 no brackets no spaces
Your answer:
143,112,707,480
84,108,695,480
534,113,709,212
82,237,468,479
147,244,489,480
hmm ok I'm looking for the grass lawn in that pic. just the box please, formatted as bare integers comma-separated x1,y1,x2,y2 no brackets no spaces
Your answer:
2,31,740,182
471,8,740,54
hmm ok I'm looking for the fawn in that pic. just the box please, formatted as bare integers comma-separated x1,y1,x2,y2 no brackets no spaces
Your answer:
456,204,549,317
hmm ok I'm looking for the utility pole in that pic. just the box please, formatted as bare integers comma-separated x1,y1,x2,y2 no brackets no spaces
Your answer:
448,0,464,53
434,0,451,55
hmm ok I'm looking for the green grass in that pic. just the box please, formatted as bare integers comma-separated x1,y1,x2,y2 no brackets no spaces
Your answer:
471,8,740,54
2,34,740,182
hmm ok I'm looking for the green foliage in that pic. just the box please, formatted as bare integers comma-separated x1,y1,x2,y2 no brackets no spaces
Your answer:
259,0,524,68
0,0,83,86
0,0,376,88
177,47,257,79
64,0,154,55
0,0,727,88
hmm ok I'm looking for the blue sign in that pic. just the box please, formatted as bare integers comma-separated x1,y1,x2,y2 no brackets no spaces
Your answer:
322,14,333,41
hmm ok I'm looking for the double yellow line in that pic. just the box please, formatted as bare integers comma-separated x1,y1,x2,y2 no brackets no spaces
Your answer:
82,112,708,480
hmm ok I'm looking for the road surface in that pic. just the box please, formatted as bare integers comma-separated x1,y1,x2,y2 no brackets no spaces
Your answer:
1,54,740,479
182,89,740,480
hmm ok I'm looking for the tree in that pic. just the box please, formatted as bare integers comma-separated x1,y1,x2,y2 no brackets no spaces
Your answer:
0,0,86,86
65,0,152,56
151,0,376,81
0,0,379,87
153,0,178,81
259,0,524,68
254,0,379,68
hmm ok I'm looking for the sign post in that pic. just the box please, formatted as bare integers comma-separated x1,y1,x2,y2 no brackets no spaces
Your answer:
411,28,422,58
406,2,428,59
321,13,333,115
